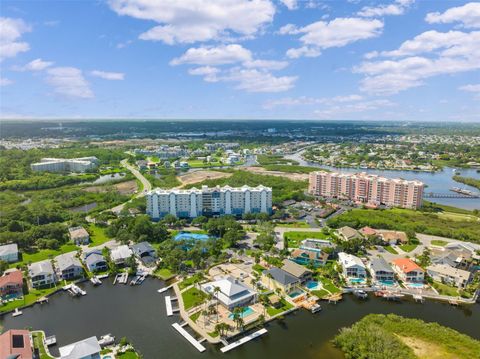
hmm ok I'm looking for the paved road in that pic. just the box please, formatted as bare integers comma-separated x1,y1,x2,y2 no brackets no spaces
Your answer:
121,159,152,194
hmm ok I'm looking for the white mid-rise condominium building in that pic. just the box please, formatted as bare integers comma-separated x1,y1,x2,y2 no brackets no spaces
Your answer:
30,157,98,173
309,171,424,209
146,185,272,219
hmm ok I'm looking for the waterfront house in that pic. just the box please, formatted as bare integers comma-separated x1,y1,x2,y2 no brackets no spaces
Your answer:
336,226,362,241
0,329,33,359
367,257,395,282
0,269,23,298
445,241,480,262
68,226,90,245
55,253,84,280
28,260,56,288
290,247,328,267
0,243,19,263
427,264,472,289
131,241,157,266
281,259,313,283
201,276,256,310
391,258,424,283
110,245,133,266
338,252,366,279
261,267,300,295
83,249,108,272
59,336,101,359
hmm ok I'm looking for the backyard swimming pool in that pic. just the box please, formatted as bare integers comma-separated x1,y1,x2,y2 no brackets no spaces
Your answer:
407,282,424,288
305,281,320,290
228,306,255,319
349,278,365,284
378,280,395,287
174,232,210,241
289,290,305,298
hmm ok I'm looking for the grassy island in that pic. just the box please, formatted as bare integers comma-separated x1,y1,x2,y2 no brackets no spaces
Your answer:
333,314,480,359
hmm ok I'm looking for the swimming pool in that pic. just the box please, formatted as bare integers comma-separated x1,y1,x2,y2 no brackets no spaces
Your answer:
228,306,255,319
289,290,305,298
378,280,395,287
349,278,365,284
305,281,320,290
174,232,210,241
407,282,424,288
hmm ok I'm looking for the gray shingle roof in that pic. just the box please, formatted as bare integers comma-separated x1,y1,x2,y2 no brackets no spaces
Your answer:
264,267,300,286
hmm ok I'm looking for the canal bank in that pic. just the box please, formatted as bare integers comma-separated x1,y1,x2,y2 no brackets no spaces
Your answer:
1,278,479,359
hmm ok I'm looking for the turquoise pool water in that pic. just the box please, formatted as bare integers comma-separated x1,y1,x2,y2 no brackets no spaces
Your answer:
407,282,424,288
228,306,255,319
174,232,210,241
103,356,113,359
378,280,395,287
289,290,304,298
305,281,319,290
349,278,365,284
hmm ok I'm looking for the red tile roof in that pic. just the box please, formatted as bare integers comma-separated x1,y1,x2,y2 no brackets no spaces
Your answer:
0,329,33,359
0,269,23,288
392,258,424,273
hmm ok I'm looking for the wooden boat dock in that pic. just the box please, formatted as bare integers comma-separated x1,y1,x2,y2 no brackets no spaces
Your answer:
172,323,206,352
221,328,268,353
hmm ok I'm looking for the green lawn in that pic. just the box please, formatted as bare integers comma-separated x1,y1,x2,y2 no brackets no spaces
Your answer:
178,273,205,290
318,277,341,294
14,244,79,268
311,289,329,298
88,224,111,247
399,244,418,252
118,350,140,359
432,281,460,297
154,267,176,280
33,332,54,359
208,330,220,338
384,245,398,254
1,286,60,313
266,299,293,316
252,264,266,273
431,239,448,247
189,311,201,323
182,287,207,310
284,231,329,247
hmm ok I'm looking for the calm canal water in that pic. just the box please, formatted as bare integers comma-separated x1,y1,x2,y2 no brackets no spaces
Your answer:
286,151,480,210
1,279,479,359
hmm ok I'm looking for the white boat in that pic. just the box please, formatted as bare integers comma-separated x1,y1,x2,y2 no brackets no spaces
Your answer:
353,290,368,299
12,308,23,317
98,333,115,347
311,304,322,313
45,335,57,346
90,276,102,285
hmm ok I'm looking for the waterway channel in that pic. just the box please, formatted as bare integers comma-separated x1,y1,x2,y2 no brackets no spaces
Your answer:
285,151,480,210
1,278,479,359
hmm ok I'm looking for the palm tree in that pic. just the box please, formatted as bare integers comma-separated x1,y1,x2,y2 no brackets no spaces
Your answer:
213,286,221,323
202,309,208,328
258,314,265,327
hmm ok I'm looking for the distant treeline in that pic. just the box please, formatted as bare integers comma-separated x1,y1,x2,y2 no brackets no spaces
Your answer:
453,175,480,190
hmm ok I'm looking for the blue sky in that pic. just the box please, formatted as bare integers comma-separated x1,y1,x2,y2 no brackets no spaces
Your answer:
0,0,479,121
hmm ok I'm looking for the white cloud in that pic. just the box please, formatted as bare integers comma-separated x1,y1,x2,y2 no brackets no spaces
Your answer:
281,17,383,58
188,66,220,82
280,0,298,10
426,2,480,29
223,68,297,93
0,77,13,86
286,46,321,59
313,99,396,119
0,17,31,61
171,44,252,66
357,0,414,18
108,0,275,44
46,67,93,99
90,70,125,80
355,30,480,95
459,83,480,93
15,58,54,71
243,59,289,70
263,94,363,109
